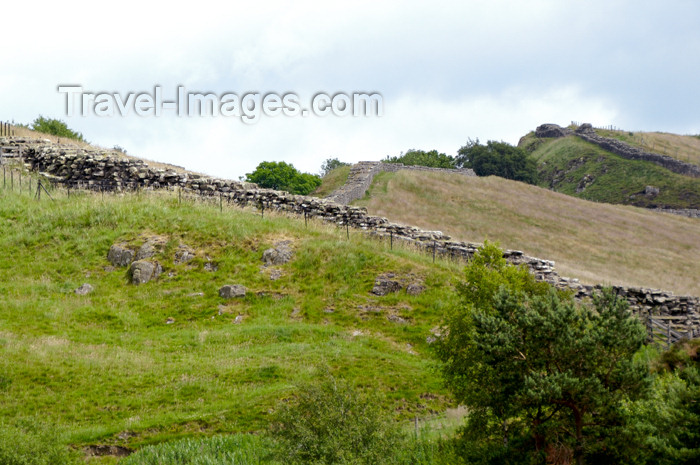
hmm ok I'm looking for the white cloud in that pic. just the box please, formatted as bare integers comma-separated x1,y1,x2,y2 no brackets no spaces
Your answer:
1,0,697,180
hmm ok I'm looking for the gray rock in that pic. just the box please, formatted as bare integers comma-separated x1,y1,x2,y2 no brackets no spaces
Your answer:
262,241,293,265
174,246,195,264
406,284,425,296
129,260,162,284
135,242,156,260
645,185,660,197
75,283,94,295
219,284,246,298
371,274,402,296
107,244,134,267
535,124,573,139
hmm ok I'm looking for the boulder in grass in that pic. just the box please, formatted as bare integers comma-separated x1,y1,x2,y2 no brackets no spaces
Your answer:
75,283,94,295
107,244,134,267
219,284,247,299
129,260,162,284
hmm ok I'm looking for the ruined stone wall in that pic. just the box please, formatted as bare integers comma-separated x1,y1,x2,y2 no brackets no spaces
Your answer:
2,136,697,327
325,161,475,205
573,124,700,178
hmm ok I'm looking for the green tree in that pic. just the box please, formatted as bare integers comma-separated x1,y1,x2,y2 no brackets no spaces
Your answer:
320,158,350,177
434,243,650,464
456,140,537,184
384,149,455,169
270,373,404,465
30,116,85,142
246,161,322,195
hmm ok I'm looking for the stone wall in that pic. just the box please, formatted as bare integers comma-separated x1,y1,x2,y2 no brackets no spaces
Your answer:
325,161,475,205
1,136,697,331
535,123,700,178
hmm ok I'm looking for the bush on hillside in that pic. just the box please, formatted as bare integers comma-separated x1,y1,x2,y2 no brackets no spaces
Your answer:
384,149,456,169
320,158,350,177
30,116,85,142
245,161,322,195
270,372,405,464
456,139,538,184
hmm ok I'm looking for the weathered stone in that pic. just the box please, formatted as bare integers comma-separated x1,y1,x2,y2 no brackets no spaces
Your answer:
107,244,134,267
75,283,94,295
262,241,293,265
645,185,660,197
406,284,425,296
174,246,195,264
219,284,246,298
535,124,573,139
129,260,162,284
135,242,156,260
372,274,402,296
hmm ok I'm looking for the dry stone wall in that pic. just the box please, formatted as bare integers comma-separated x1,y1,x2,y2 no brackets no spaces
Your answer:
1,136,698,331
325,161,475,205
534,123,700,178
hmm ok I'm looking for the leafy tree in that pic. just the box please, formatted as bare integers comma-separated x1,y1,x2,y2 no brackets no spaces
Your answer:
434,243,651,465
270,372,404,464
30,116,85,142
245,161,322,195
629,341,700,465
456,139,538,184
320,158,350,177
384,149,455,169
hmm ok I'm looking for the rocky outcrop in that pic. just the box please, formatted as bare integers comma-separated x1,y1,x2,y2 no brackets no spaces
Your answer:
262,241,293,265
129,260,162,284
535,123,574,138
107,244,134,267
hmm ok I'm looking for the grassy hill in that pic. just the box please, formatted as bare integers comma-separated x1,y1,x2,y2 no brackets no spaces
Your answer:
353,170,700,296
0,185,463,460
519,131,700,209
593,128,700,167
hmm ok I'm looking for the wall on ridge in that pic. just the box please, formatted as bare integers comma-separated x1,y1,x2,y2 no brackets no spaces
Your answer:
533,123,700,178
325,161,475,205
1,136,697,329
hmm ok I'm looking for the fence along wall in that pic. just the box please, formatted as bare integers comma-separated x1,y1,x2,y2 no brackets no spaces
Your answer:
1,136,698,339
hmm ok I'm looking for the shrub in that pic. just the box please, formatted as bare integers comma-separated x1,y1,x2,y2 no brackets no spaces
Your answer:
383,149,455,169
30,116,85,142
320,158,350,177
246,161,322,195
456,139,538,184
270,373,404,464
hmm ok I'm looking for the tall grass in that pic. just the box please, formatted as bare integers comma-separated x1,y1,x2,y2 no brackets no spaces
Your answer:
0,186,460,453
355,169,700,295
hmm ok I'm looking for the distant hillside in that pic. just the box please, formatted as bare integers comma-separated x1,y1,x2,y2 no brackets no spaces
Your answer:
354,169,700,296
519,125,700,210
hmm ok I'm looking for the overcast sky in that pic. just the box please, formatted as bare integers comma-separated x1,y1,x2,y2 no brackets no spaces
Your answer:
2,0,699,179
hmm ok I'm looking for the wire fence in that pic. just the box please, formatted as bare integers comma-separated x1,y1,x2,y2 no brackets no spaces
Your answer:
2,155,698,348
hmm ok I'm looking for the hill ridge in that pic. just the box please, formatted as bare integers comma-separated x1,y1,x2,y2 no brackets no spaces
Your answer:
1,136,698,335
534,123,700,178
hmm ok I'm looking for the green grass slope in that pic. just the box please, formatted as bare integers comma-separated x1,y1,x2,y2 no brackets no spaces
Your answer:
594,128,700,167
519,133,700,209
354,170,700,296
312,164,351,197
0,187,461,455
